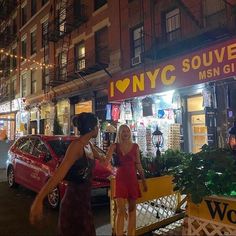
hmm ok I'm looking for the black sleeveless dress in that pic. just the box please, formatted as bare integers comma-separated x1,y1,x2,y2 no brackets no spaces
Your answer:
58,152,96,236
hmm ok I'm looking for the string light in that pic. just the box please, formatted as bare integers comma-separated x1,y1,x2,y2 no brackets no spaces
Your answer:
0,48,54,68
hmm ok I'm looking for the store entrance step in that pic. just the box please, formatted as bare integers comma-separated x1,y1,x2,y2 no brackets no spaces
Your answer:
152,219,184,236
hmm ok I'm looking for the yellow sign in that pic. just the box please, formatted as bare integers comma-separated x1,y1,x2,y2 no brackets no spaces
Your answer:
188,196,236,226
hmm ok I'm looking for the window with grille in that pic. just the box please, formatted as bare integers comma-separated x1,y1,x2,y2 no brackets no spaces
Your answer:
75,42,85,71
31,70,37,94
94,0,107,11
58,6,66,35
42,21,48,47
58,52,67,80
95,27,109,65
165,8,181,42
131,25,144,58
21,73,27,97
31,30,37,55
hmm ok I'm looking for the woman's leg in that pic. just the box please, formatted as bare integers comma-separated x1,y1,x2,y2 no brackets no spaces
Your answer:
127,199,136,236
115,198,126,236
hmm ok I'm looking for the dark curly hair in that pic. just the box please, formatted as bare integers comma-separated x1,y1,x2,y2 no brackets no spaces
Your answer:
72,112,98,135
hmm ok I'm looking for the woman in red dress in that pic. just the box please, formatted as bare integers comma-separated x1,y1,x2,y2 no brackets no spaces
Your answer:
107,124,147,236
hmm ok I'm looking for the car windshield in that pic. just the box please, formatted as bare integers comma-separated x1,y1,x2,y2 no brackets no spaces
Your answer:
47,140,73,158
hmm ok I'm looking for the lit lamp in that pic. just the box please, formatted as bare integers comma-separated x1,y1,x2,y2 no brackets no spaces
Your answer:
152,126,164,157
228,120,236,155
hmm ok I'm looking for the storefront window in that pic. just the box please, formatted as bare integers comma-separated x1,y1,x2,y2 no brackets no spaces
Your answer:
103,90,181,156
0,113,15,141
56,100,70,135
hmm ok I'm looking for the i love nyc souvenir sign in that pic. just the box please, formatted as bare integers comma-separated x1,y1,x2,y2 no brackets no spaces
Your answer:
108,37,236,101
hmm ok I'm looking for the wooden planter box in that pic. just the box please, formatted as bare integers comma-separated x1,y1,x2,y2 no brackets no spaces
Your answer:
109,175,184,235
184,195,236,235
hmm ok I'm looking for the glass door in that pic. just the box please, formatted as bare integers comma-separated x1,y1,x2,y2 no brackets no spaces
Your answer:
191,114,208,153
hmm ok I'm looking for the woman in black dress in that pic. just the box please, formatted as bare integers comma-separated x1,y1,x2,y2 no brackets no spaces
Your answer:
30,112,105,236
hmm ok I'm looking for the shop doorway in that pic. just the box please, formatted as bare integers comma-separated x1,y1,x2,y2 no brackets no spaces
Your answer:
187,95,208,153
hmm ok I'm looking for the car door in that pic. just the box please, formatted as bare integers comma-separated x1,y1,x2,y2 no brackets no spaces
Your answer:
29,138,52,192
14,137,35,187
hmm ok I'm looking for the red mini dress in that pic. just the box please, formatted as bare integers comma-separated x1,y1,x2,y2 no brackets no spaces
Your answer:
114,143,141,200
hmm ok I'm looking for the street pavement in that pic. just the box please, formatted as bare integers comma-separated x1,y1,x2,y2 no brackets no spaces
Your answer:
0,168,6,182
0,169,112,236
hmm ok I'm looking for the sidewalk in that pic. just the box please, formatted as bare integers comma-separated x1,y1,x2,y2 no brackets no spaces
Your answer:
0,168,6,182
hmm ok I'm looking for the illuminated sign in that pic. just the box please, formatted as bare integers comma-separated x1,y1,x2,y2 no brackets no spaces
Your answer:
108,38,236,101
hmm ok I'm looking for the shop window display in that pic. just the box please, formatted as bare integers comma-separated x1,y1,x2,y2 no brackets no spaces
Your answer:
102,90,182,157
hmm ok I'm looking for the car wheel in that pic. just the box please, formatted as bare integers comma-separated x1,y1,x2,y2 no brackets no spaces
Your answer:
7,166,18,188
47,187,60,209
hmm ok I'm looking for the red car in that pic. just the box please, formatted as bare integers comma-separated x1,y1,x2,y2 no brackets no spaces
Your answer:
6,135,112,208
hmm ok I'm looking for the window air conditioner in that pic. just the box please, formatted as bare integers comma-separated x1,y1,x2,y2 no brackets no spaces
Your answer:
131,55,142,66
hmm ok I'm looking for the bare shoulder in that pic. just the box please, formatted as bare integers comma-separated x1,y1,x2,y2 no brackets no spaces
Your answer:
67,139,84,158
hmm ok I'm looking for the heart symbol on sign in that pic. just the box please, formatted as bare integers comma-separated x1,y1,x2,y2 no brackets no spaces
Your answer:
116,79,130,93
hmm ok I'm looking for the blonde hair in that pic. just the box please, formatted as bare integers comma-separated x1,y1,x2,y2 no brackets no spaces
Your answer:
115,124,133,143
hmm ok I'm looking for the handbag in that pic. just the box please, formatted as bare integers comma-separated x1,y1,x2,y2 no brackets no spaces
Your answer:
111,152,120,167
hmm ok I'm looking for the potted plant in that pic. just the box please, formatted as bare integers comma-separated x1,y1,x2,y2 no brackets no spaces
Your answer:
170,145,236,204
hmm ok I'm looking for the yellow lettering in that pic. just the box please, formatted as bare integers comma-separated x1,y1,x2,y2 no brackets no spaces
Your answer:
146,69,160,89
227,43,236,60
182,58,190,72
207,69,213,78
203,52,213,67
133,73,144,92
110,82,114,97
223,63,235,74
161,65,176,85
199,67,220,80
214,47,225,63
199,71,207,80
191,55,201,69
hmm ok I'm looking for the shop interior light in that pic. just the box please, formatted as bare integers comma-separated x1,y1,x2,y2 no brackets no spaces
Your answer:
228,120,236,154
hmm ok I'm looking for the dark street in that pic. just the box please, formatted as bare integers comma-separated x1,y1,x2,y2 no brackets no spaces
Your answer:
0,180,112,236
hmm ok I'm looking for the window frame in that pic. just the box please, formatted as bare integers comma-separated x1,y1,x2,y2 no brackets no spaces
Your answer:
131,24,144,58
165,8,181,42
21,38,27,61
31,70,37,94
30,30,37,55
21,5,27,26
74,41,85,71
21,73,27,97
31,0,37,17
41,21,48,48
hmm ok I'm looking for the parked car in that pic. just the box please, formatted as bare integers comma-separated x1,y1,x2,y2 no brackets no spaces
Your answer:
6,135,112,209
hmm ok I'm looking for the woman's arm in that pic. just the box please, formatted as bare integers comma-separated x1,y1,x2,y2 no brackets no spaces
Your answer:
106,143,116,162
89,143,106,162
135,146,147,192
29,140,84,224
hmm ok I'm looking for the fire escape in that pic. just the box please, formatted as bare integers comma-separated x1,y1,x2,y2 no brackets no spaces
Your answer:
46,0,110,90
145,0,236,61
0,0,18,102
